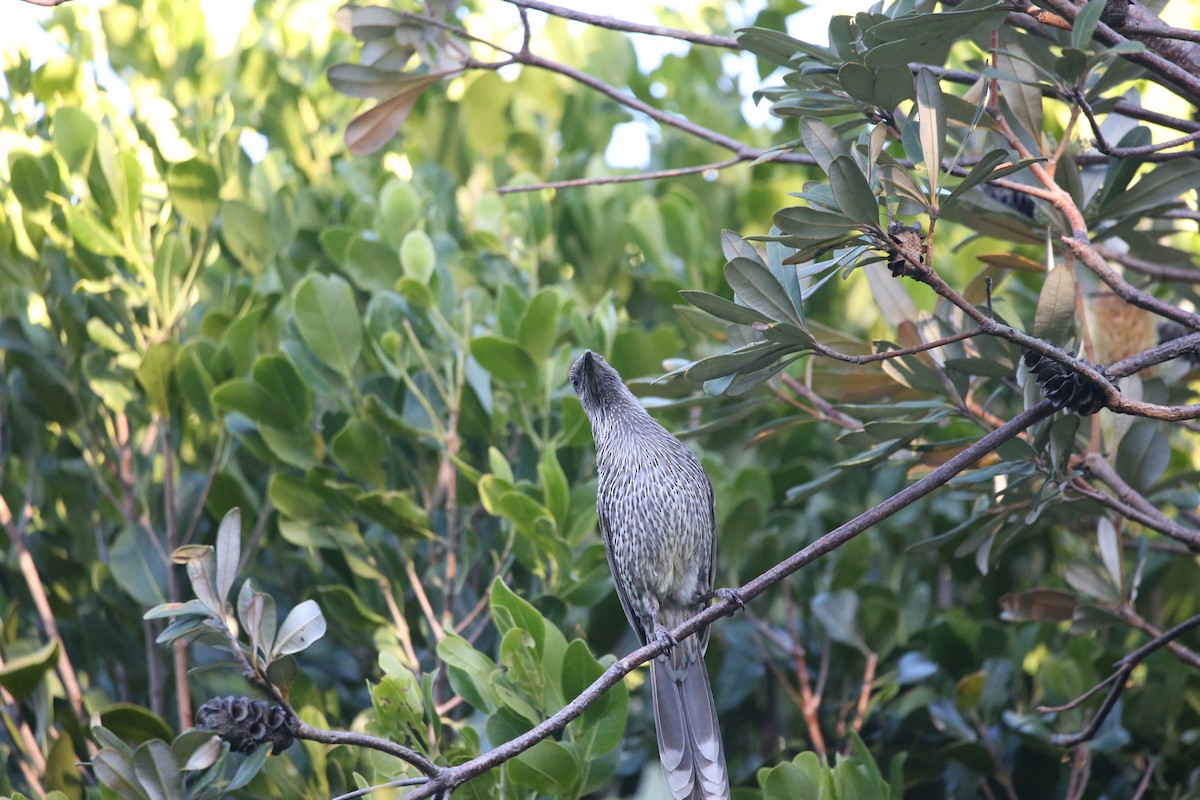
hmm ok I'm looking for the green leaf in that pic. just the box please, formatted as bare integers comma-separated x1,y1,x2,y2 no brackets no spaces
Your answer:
293,273,363,375
100,705,175,745
799,117,849,173
11,154,51,213
438,633,499,712
943,148,1024,207
67,206,124,257
827,156,879,224
331,418,388,488
916,68,946,201
773,205,859,240
0,639,60,699
273,599,327,656
211,380,300,429
226,743,271,791
680,290,772,326
517,288,561,362
811,589,865,650
220,200,270,271
1031,264,1076,343
252,354,311,425
491,577,548,648
137,342,177,418
133,740,183,800
111,525,169,606
399,229,436,284
92,750,149,800
509,739,580,796
214,508,241,608
994,45,1044,147
838,62,876,104
470,336,538,386
167,159,220,229
1071,0,1107,50
1098,160,1200,221
53,107,98,172
1115,421,1170,492
725,256,804,326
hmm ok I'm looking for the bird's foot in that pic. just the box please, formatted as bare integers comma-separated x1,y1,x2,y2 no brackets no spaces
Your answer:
700,587,745,616
652,623,678,650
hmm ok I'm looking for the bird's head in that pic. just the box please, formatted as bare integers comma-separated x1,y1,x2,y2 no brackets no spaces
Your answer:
569,350,627,418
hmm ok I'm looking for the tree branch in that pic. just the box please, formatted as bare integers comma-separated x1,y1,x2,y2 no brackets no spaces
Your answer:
501,0,739,49
1042,612,1200,746
401,401,1056,798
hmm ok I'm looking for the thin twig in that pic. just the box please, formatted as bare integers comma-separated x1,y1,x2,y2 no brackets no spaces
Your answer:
1094,245,1200,285
1044,612,1200,746
499,157,743,193
161,416,193,729
501,0,739,49
1076,93,1200,158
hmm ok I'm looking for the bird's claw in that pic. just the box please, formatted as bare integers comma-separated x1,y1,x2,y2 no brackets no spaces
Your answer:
652,623,678,650
711,587,745,615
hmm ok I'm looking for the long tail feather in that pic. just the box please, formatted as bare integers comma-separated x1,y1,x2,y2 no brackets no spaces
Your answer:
650,643,730,800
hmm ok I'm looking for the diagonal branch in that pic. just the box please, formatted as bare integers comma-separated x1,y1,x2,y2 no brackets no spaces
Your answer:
401,401,1056,798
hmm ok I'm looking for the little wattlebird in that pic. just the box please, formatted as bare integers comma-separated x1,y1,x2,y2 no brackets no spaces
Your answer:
569,349,732,800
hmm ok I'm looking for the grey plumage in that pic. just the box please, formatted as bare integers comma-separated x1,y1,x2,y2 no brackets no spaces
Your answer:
569,350,730,800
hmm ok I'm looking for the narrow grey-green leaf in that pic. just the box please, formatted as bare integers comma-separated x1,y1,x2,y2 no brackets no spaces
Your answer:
679,290,773,326
215,508,241,606
725,257,804,326
1071,0,1107,50
1032,263,1076,343
799,117,850,173
916,68,946,201
827,156,879,224
132,740,183,800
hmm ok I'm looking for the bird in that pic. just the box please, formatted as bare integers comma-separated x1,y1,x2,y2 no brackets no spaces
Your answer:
569,349,731,800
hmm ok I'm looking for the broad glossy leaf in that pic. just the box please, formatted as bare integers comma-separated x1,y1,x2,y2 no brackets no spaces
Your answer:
111,525,169,606
399,229,436,283
0,639,59,699
53,106,98,171
167,159,220,229
136,342,177,418
470,336,538,385
331,418,388,488
293,273,363,375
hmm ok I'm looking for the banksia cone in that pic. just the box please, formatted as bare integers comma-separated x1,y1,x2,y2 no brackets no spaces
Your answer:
1022,351,1114,415
196,695,295,754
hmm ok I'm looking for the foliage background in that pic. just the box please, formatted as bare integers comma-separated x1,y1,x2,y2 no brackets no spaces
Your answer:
2,0,1200,798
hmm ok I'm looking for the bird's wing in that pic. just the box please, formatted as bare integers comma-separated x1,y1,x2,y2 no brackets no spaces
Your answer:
700,475,717,652
598,502,648,646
